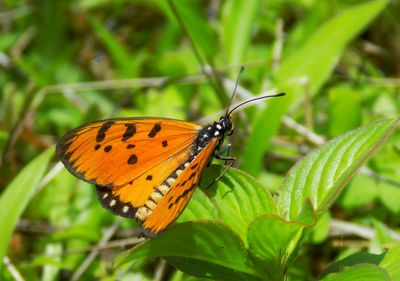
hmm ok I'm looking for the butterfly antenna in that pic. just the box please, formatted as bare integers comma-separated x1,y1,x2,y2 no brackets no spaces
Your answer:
227,92,286,117
225,66,245,117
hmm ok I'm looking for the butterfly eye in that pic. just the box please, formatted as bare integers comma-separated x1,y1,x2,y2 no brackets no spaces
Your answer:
221,116,234,135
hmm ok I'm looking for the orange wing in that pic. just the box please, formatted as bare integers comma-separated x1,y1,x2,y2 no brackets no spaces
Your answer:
56,118,201,187
57,117,221,237
140,138,219,236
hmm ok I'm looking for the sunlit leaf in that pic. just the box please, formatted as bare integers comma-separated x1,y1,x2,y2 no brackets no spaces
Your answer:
276,118,399,221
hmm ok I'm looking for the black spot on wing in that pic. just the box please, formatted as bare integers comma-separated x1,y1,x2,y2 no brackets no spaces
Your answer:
96,121,115,142
162,140,168,147
104,145,112,152
126,144,136,149
189,172,196,180
146,175,153,181
94,144,101,151
122,123,136,141
128,154,138,165
173,184,196,206
148,123,161,138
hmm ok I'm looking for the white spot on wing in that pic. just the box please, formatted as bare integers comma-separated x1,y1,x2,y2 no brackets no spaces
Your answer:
135,207,152,221
150,191,163,203
158,184,169,195
146,200,157,210
167,177,176,185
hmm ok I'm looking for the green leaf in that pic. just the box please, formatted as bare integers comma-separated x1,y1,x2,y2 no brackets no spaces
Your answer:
321,264,390,281
177,188,218,222
241,0,388,175
0,148,53,271
201,165,276,241
222,0,262,68
276,118,399,221
247,215,304,280
380,244,400,281
120,221,263,281
322,251,384,277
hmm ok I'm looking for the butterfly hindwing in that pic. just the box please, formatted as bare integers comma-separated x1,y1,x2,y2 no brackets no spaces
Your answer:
56,118,201,187
140,138,220,236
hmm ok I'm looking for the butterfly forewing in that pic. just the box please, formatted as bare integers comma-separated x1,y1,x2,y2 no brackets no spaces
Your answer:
57,118,201,187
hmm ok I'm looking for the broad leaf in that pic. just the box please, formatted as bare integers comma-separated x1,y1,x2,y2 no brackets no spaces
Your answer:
120,221,264,281
247,215,304,280
202,165,276,241
380,244,400,281
321,264,390,281
322,252,384,277
276,118,399,221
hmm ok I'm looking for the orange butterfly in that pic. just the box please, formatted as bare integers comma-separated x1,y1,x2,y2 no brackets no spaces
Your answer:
56,76,285,237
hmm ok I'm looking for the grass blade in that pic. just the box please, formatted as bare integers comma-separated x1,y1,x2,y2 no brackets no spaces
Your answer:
0,148,53,271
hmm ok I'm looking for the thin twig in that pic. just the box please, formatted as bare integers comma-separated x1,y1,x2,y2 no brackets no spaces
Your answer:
282,115,325,145
331,240,371,248
272,18,284,72
34,162,64,195
329,219,400,241
65,237,144,256
16,219,62,234
3,256,25,281
366,77,400,87
70,220,122,281
153,259,168,281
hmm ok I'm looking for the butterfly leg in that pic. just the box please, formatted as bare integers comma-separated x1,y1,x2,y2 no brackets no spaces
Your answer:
205,145,236,190
204,159,235,190
214,143,235,165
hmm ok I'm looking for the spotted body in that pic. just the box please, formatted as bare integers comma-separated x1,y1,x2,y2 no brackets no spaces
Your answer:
57,116,233,236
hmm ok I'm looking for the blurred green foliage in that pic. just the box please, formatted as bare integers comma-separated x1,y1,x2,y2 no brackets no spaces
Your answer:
1,0,400,280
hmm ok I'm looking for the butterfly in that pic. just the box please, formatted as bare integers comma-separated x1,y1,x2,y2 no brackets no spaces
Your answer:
56,71,285,237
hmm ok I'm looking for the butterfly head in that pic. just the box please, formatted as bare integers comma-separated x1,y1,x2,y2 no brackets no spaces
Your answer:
219,116,234,136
